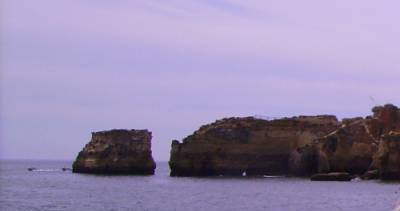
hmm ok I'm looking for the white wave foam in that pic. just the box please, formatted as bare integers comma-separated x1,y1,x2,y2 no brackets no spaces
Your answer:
33,169,61,172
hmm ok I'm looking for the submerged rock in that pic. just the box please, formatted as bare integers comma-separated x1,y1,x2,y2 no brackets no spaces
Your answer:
72,129,156,175
169,116,339,176
310,172,352,181
361,169,379,180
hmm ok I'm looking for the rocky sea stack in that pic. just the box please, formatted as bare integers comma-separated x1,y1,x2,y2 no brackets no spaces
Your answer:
169,115,340,176
73,129,156,175
169,104,400,180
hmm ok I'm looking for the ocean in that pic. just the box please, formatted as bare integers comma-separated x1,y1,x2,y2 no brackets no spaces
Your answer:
0,160,399,211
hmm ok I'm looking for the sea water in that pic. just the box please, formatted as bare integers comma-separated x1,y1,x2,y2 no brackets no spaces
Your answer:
0,160,399,211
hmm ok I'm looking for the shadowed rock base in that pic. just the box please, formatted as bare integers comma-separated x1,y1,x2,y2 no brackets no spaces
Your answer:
72,167,155,175
310,172,353,181
361,170,379,180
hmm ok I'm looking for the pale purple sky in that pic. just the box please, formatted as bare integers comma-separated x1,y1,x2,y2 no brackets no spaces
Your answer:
1,0,399,161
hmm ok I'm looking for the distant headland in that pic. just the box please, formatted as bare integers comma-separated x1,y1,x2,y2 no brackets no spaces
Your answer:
72,104,400,181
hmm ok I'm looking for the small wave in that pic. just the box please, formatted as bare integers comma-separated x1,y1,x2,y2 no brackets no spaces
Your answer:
351,177,361,182
32,169,62,172
28,168,72,172
263,175,284,178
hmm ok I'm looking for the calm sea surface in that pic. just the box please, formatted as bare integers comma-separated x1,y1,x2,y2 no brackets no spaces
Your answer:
0,160,399,211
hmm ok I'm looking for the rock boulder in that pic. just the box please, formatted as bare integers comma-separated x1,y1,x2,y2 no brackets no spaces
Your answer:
310,172,353,181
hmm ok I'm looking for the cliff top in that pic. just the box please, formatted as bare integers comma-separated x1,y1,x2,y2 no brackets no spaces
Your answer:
180,115,339,143
91,129,152,142
372,104,399,119
92,129,150,136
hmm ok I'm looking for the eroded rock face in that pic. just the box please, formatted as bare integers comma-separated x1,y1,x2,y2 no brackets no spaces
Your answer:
367,104,400,139
169,104,400,179
73,129,156,174
289,117,379,176
315,119,378,174
169,116,339,176
295,104,400,178
372,132,400,180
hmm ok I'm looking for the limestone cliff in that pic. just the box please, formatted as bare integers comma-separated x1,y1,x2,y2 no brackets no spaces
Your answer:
73,129,156,174
370,132,400,180
169,104,400,179
367,104,400,139
314,119,378,174
294,104,400,178
169,116,339,176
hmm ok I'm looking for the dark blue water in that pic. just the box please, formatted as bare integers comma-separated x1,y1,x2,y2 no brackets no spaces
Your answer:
1,160,399,211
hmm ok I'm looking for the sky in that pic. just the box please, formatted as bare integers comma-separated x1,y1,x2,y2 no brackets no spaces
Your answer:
0,0,399,161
